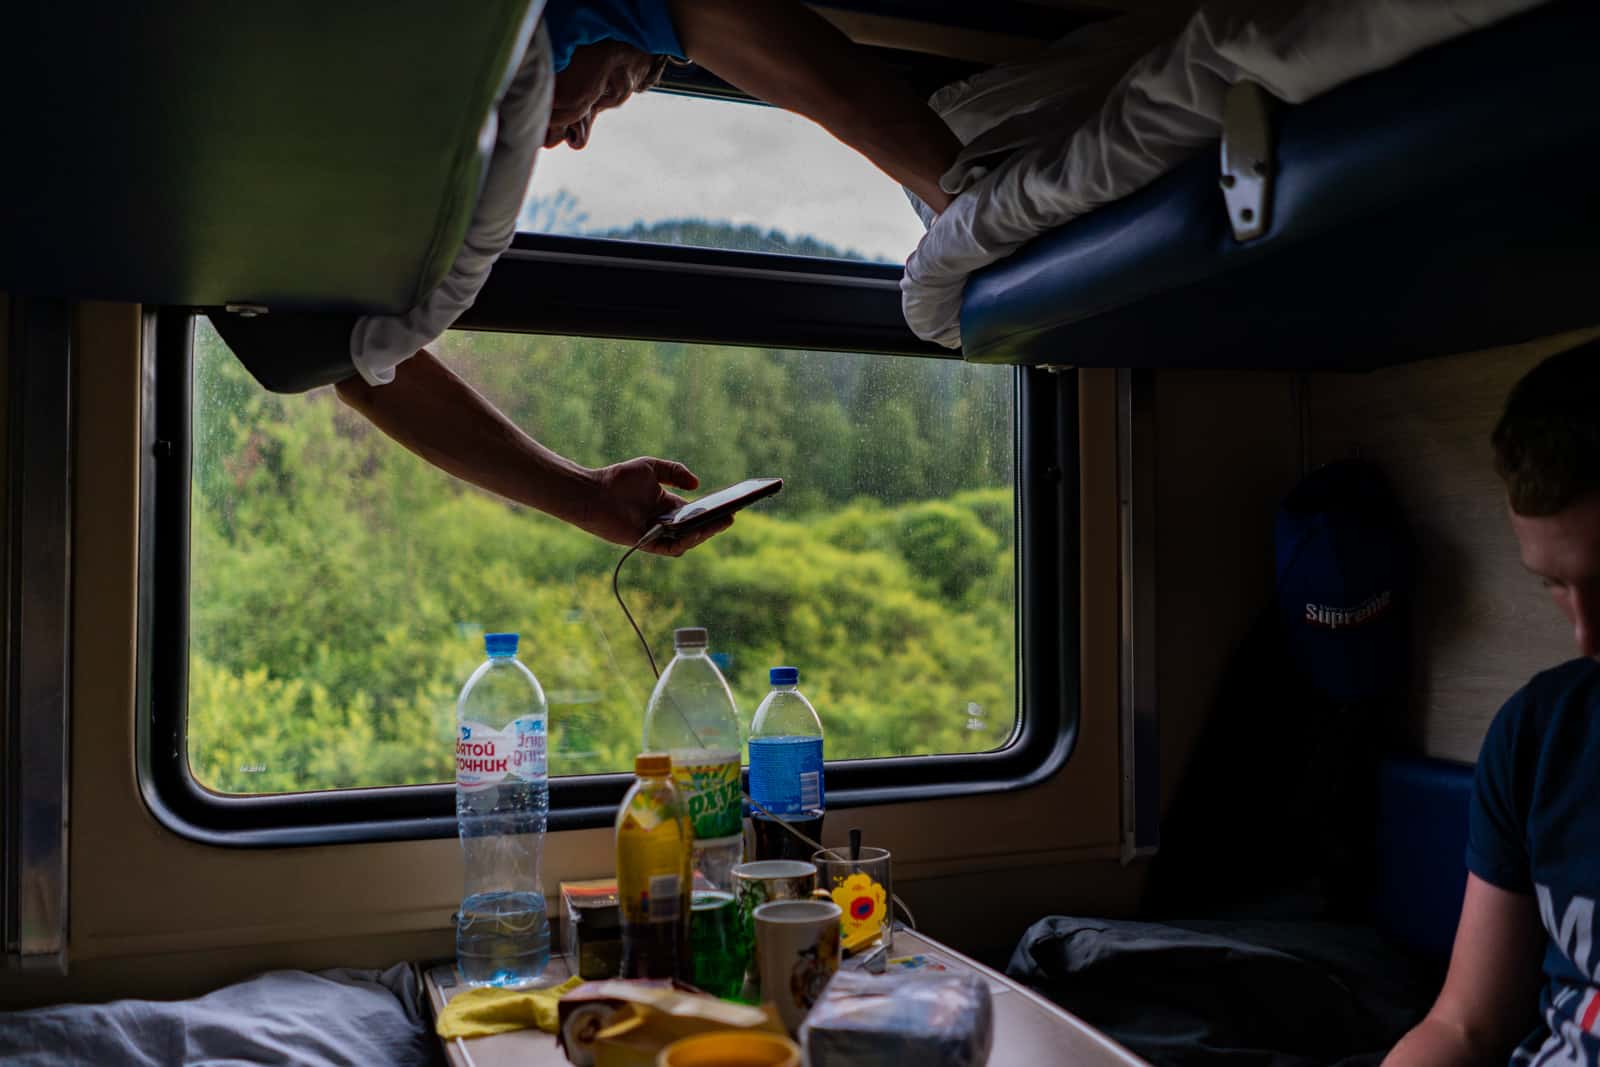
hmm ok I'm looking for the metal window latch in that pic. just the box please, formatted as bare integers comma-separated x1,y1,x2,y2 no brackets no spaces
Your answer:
1219,81,1276,242
224,303,269,318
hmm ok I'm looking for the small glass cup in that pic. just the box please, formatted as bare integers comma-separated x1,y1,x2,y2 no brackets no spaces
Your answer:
810,846,893,955
688,888,743,999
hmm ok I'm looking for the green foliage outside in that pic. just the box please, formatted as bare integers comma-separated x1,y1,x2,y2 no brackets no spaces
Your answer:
187,223,1017,796
595,218,875,261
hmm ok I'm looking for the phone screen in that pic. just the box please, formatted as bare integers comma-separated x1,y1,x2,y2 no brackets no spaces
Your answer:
662,477,782,528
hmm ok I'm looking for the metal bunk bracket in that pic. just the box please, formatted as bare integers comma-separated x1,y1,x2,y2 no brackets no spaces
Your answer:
4,298,73,975
1219,81,1276,242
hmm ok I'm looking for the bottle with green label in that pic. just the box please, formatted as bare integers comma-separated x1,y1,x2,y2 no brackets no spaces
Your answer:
642,627,744,892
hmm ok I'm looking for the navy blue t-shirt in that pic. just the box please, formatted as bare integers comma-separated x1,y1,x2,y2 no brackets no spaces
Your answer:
542,0,686,73
1469,657,1600,1064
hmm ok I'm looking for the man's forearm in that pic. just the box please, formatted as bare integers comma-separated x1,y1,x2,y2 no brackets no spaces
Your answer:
334,350,600,527
670,0,961,213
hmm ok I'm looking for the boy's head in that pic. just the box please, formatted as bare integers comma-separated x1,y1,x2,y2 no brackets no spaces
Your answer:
1494,338,1600,658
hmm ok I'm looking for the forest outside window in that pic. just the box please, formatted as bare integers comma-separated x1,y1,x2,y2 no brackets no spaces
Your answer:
187,319,1017,794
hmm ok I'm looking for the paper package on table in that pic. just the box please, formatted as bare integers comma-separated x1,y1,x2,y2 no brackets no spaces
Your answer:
799,969,994,1067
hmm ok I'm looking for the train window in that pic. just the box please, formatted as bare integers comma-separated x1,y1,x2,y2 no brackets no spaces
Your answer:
519,90,926,264
185,318,1017,796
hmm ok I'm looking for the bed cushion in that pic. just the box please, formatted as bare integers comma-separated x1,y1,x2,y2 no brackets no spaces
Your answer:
954,0,1599,369
1372,757,1473,962
1008,916,1436,1066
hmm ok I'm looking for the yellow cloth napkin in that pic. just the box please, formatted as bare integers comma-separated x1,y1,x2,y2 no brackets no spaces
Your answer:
436,976,584,1039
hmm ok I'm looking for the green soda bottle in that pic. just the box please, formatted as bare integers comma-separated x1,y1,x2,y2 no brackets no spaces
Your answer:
641,628,743,892
615,752,691,980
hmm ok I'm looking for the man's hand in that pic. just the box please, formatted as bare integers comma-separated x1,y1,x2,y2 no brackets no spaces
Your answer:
582,457,734,557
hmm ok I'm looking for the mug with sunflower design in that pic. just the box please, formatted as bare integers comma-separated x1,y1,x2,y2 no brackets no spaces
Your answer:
811,846,892,954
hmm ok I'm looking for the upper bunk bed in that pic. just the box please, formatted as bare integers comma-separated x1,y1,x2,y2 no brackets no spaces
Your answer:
1,0,1056,387
9,1,1591,378
2,1,541,317
945,0,1600,371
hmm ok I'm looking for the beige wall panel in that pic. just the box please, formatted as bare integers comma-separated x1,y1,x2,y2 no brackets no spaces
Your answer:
1153,371,1301,813
1307,329,1600,764
0,856,1147,1008
0,313,1131,1008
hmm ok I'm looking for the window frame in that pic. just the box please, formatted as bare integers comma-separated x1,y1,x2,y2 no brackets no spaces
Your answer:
138,244,1079,848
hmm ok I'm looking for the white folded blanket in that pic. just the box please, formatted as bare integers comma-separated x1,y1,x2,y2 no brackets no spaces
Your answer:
902,0,1550,350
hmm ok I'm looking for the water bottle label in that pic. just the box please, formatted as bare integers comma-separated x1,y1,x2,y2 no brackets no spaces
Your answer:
672,755,742,840
749,736,824,815
457,717,545,790
506,715,548,781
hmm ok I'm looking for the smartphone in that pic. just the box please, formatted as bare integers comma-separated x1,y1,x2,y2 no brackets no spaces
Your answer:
656,477,783,538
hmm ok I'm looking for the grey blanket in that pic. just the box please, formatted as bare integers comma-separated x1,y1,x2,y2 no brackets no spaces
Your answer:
0,963,443,1067
1009,917,1439,1067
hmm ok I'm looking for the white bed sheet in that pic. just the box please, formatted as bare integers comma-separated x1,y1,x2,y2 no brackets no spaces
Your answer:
902,0,1550,350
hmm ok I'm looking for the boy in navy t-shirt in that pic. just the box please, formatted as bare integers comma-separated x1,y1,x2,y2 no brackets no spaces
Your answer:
1386,340,1600,1066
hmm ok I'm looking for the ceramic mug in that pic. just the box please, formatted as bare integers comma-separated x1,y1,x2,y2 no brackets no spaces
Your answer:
734,860,818,921
733,860,818,1000
753,898,841,1034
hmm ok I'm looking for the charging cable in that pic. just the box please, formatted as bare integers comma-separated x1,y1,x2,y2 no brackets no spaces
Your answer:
613,525,665,679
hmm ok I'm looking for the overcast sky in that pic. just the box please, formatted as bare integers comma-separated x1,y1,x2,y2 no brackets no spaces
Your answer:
522,91,930,263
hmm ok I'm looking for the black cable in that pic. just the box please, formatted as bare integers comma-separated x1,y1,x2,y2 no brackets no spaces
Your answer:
613,528,662,680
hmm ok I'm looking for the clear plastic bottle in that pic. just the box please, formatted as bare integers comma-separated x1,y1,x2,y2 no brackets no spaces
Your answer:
642,627,743,891
616,752,691,980
748,666,826,862
455,631,551,987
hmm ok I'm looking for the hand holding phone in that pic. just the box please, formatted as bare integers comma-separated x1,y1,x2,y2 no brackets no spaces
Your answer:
655,477,783,540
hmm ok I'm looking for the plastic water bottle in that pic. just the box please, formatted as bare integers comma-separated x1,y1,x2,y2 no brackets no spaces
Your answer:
642,627,743,891
455,632,551,987
616,752,691,979
748,667,825,862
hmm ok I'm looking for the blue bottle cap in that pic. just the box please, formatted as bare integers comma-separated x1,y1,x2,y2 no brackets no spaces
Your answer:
770,666,799,686
485,632,519,658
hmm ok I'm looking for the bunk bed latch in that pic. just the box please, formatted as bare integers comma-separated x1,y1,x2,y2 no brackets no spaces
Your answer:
1219,81,1275,242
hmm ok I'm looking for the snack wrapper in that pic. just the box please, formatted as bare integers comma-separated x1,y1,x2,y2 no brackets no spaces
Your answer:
799,970,993,1067
557,980,782,1067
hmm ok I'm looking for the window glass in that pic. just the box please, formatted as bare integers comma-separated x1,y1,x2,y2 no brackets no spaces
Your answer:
521,91,929,264
188,321,1016,794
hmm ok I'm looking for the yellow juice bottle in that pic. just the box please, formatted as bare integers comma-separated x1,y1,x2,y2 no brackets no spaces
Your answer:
616,752,691,980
